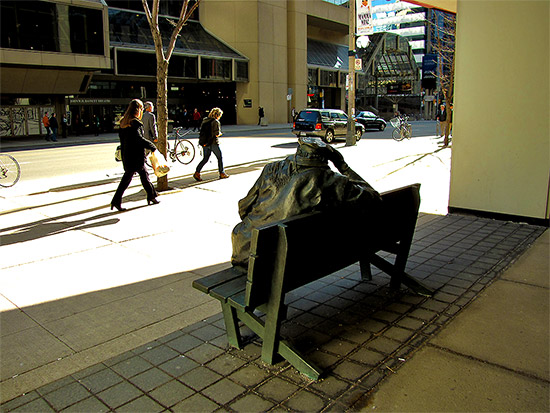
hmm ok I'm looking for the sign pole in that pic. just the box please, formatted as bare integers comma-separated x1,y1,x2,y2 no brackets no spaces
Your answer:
346,0,356,147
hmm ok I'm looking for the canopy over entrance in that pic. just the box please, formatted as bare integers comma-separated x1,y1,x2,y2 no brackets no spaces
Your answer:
356,32,421,116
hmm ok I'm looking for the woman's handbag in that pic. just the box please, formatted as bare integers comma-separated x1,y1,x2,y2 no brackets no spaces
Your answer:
115,146,122,162
149,150,170,177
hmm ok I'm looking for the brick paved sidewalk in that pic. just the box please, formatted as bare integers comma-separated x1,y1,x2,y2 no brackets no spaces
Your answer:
2,214,545,412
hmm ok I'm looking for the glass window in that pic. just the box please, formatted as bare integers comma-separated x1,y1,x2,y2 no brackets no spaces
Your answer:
0,1,104,55
308,68,318,86
116,50,157,76
69,6,104,55
201,58,231,80
235,60,249,82
0,1,57,51
319,70,338,87
107,0,199,20
169,55,198,79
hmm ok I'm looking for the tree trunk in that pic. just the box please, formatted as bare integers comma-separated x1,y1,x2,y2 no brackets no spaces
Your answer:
443,54,455,147
156,60,169,191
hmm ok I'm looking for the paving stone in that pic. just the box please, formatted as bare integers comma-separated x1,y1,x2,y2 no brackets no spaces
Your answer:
128,367,172,392
172,392,219,412
78,367,123,393
158,354,199,377
320,338,356,357
201,378,246,405
10,397,55,412
332,360,369,381
285,389,327,412
190,324,226,342
179,366,222,391
42,381,91,411
0,391,41,412
206,353,247,375
382,326,416,343
185,342,226,364
166,333,204,353
229,392,274,412
116,395,164,412
62,395,110,412
306,349,340,369
149,380,194,408
228,363,271,387
139,344,180,365
309,375,350,399
131,340,162,355
349,347,386,366
256,377,300,401
110,355,152,378
96,381,142,409
36,376,76,396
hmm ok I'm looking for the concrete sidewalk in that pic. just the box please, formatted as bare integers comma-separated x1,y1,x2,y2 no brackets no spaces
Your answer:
1,125,548,411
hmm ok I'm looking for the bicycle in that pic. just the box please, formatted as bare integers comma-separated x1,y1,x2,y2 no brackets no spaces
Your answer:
0,153,21,187
146,127,196,167
390,115,412,141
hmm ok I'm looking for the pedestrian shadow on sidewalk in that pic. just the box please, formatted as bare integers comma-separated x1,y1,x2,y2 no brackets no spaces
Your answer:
0,210,119,246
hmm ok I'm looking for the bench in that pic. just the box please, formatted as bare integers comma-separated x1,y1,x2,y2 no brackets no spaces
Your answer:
192,183,434,380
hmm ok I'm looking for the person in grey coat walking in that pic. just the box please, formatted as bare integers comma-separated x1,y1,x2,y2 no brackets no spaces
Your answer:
142,101,158,143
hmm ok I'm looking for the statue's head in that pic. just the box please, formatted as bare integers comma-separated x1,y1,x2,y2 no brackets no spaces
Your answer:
295,137,329,167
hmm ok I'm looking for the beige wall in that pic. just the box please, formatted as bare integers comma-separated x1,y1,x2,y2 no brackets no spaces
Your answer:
449,0,549,222
201,0,348,125
201,0,290,125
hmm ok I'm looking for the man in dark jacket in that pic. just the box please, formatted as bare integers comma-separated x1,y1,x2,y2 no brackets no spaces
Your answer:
193,107,229,181
231,137,382,268
49,113,59,142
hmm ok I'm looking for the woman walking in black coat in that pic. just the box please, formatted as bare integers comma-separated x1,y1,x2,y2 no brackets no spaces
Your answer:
111,99,159,211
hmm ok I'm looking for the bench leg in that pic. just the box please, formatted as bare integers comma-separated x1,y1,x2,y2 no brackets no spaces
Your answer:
235,310,323,380
221,304,243,349
360,258,373,281
370,254,434,297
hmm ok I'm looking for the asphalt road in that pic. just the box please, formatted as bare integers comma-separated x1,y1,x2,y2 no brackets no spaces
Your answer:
2,121,440,186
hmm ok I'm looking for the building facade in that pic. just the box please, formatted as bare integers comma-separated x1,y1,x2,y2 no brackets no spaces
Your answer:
1,0,425,136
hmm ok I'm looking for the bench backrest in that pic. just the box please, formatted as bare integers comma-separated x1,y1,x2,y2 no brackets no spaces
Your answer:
244,183,421,309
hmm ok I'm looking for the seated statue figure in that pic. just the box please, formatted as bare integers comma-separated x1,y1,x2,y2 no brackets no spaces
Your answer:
231,137,382,268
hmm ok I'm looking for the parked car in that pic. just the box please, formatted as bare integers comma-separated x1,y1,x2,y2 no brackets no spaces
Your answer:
354,111,387,131
292,108,364,143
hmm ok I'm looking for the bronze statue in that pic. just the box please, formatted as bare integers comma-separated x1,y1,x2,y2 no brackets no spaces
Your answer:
231,137,382,268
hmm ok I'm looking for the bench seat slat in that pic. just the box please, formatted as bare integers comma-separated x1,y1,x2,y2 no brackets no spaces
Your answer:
192,267,244,293
227,290,247,310
209,275,247,302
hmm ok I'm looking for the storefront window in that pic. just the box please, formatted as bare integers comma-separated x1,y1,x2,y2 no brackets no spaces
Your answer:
0,1,104,55
201,58,231,80
235,60,249,82
319,70,338,87
308,68,319,86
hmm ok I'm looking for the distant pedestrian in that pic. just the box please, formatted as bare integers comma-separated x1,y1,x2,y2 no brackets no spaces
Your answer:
258,106,264,125
42,111,51,141
111,99,159,212
49,113,58,142
62,114,68,138
74,114,80,136
93,115,100,136
194,107,229,181
437,104,447,137
142,101,158,143
192,108,201,131
182,108,189,129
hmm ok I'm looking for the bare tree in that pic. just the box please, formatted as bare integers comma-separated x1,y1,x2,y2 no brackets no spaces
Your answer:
429,11,456,147
142,0,201,190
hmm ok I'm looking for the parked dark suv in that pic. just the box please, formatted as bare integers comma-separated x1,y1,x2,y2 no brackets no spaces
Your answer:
292,109,364,143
